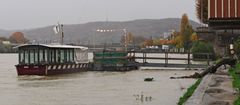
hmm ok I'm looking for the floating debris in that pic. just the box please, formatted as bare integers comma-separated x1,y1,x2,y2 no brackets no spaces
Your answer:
144,78,154,82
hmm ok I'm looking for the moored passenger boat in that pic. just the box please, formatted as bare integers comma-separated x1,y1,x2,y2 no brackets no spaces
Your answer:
15,44,90,76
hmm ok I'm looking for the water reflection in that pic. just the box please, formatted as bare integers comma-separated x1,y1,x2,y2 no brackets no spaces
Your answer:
133,92,153,103
16,71,128,88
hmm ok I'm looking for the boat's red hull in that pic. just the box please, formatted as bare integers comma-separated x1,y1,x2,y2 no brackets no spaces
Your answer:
16,63,90,76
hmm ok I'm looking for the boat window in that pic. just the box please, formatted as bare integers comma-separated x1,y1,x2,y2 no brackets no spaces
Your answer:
49,49,52,63
30,50,34,64
39,49,43,63
68,49,70,62
53,49,56,63
60,49,65,63
72,49,75,61
19,50,24,64
69,49,73,62
56,49,61,63
66,49,70,62
54,49,57,63
34,49,39,64
45,49,48,63
64,49,67,63
50,49,55,63
18,46,82,64
24,50,29,64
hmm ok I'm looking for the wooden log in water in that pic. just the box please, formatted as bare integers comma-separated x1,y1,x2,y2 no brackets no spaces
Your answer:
170,58,237,79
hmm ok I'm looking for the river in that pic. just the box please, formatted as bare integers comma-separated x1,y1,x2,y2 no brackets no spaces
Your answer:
0,54,196,105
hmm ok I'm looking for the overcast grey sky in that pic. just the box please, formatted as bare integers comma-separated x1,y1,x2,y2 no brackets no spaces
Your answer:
0,0,197,30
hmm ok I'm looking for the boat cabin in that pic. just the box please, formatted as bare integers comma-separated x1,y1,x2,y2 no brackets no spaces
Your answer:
16,44,88,65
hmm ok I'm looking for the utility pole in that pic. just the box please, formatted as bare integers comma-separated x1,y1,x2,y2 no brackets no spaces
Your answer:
61,24,64,45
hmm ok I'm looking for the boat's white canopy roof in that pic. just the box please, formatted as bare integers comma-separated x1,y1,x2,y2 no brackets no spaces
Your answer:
14,44,88,50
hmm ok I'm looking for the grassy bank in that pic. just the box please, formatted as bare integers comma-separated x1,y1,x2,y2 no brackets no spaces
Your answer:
229,63,240,105
177,78,202,105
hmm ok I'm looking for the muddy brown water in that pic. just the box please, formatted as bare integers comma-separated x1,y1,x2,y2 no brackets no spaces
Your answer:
0,54,196,105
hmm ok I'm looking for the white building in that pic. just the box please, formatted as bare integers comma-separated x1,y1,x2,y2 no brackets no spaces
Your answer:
2,41,11,45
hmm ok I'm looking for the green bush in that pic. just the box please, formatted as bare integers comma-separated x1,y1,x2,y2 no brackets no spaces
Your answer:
234,38,240,58
191,41,215,59
229,64,240,105
177,79,202,105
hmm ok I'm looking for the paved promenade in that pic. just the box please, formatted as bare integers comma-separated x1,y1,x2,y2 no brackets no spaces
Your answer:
185,66,237,105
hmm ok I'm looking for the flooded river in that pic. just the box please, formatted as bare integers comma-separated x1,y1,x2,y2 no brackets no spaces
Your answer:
0,54,196,105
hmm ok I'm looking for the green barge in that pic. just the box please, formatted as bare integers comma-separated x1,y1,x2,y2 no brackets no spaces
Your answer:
93,51,138,71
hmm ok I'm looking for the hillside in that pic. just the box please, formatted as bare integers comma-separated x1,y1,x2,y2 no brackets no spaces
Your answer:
0,18,201,44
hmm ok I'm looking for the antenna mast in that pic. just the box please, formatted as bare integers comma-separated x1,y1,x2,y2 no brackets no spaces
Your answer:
61,24,64,45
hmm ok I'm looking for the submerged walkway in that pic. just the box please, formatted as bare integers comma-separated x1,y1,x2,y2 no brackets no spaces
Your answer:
185,66,237,105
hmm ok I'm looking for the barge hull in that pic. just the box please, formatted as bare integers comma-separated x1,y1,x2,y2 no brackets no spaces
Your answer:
16,63,91,76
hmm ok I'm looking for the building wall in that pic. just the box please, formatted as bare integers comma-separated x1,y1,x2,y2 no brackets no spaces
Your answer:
208,0,240,19
224,0,229,17
238,0,240,16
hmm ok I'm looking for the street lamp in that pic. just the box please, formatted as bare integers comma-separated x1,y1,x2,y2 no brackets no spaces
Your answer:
230,37,234,55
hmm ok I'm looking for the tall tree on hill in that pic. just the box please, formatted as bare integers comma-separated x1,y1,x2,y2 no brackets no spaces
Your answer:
9,32,28,44
196,0,208,23
182,25,194,49
143,38,154,47
153,38,161,46
180,14,191,36
177,14,194,49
